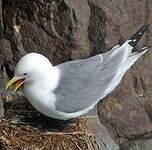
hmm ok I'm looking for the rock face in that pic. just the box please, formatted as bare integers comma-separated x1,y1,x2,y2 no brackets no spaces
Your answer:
0,0,152,149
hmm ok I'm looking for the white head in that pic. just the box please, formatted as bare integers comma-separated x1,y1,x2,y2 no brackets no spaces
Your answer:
6,53,53,94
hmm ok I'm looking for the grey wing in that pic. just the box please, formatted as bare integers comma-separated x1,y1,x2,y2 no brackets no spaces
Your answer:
53,42,132,113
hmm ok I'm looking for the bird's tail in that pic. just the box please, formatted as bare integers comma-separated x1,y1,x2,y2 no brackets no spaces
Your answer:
135,45,152,52
104,25,150,95
128,24,149,52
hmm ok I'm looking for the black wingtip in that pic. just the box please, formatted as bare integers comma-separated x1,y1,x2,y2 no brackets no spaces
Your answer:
129,24,149,51
138,45,152,52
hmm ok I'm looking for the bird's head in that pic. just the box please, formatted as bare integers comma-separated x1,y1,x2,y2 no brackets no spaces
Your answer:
5,53,53,94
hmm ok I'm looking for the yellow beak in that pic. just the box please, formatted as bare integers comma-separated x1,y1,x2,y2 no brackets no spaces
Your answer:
5,76,26,94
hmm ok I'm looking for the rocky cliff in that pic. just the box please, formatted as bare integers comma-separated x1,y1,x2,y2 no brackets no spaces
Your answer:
0,0,152,149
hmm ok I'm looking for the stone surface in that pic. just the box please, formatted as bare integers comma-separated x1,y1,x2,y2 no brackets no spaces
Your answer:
120,138,152,150
96,0,152,148
0,0,152,149
0,95,4,119
0,0,3,36
0,38,13,61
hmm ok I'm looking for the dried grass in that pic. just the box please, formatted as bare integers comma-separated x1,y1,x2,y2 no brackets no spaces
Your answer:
0,102,100,150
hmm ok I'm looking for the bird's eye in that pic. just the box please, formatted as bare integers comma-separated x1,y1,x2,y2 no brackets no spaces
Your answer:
23,73,27,75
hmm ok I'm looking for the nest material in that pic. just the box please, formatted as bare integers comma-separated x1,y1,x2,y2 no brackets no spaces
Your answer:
0,101,100,150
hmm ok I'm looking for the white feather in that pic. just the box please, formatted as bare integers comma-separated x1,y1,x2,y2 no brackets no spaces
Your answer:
13,44,148,120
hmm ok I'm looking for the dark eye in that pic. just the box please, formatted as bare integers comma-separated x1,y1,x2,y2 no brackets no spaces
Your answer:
23,73,27,75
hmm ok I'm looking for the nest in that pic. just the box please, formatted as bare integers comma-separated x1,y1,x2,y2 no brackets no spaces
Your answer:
0,100,100,150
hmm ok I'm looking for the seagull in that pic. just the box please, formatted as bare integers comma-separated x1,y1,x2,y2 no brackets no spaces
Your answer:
6,25,149,120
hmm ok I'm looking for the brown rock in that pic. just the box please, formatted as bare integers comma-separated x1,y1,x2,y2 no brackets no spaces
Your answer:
65,0,91,59
0,0,3,36
0,0,152,149
95,0,152,148
0,94,4,119
0,38,13,61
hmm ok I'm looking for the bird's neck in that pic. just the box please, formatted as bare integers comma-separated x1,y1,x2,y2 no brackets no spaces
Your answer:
42,67,60,91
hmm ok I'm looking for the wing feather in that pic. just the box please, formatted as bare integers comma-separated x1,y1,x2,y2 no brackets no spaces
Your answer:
53,41,145,113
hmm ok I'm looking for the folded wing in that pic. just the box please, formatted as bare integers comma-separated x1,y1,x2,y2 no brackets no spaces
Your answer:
54,25,148,113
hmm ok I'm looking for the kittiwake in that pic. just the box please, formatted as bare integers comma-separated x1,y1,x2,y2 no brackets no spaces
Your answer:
6,25,149,120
